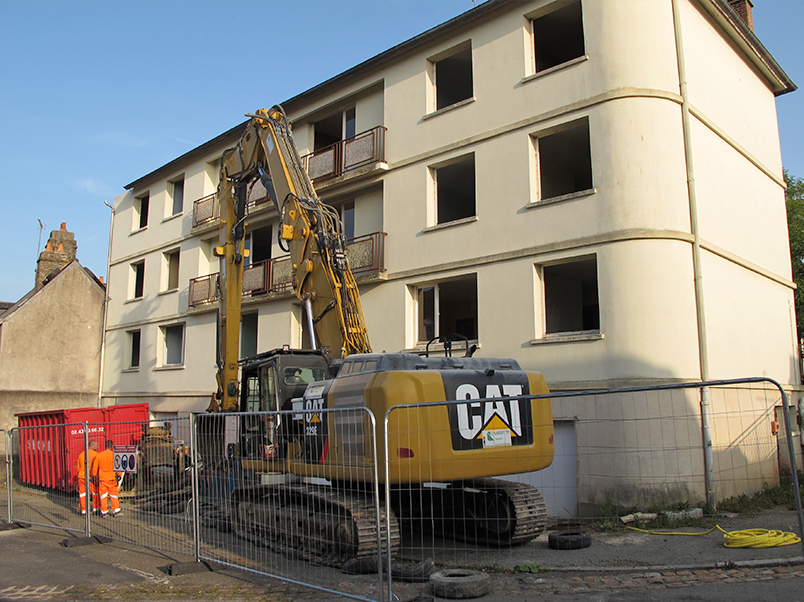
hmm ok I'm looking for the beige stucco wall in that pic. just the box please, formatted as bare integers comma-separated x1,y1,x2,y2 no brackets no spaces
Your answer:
0,263,105,443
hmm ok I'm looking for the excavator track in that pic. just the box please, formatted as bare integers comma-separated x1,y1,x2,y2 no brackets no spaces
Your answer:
231,483,400,567
393,477,547,547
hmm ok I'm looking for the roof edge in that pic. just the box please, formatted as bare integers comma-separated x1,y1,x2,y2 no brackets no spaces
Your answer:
703,0,796,96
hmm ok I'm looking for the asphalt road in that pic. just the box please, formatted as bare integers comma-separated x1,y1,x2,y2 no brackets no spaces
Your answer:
3,522,804,602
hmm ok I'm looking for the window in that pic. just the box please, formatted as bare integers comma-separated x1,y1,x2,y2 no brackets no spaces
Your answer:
432,43,473,111
128,330,141,369
542,257,599,335
161,324,185,366
135,194,149,229
341,201,355,240
241,313,258,359
417,275,478,343
163,249,180,291
434,155,475,225
532,1,585,73
535,118,592,201
131,261,145,299
314,107,356,151
169,178,184,216
244,225,272,268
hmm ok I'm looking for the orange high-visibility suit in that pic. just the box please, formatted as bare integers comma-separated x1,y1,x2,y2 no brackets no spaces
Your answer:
77,447,99,514
91,448,123,516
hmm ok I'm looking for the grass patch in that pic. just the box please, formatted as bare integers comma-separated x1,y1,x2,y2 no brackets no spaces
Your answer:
718,473,804,514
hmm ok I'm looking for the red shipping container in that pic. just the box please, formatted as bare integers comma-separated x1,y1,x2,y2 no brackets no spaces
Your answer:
15,403,149,492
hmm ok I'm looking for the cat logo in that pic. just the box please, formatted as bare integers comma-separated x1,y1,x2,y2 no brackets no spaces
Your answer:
446,380,534,451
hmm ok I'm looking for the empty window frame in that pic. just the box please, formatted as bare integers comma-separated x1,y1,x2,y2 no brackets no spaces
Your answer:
532,1,585,73
131,261,145,299
163,249,180,291
341,201,355,240
128,330,141,369
417,275,478,343
136,193,150,229
241,313,258,359
169,177,184,216
541,257,599,335
434,155,476,225
433,43,473,111
535,118,592,201
161,323,185,366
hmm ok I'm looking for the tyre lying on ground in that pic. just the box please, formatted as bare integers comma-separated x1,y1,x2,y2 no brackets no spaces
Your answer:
548,530,592,550
430,569,491,599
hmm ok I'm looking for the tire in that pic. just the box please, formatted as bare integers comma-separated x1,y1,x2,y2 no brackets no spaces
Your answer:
430,569,490,599
548,530,592,550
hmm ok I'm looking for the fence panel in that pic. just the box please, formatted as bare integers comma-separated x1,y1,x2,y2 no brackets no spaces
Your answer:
1,430,9,523
84,417,196,556
383,379,804,600
194,408,388,602
9,422,89,533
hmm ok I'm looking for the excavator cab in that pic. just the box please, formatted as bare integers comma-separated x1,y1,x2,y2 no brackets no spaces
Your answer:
238,348,329,463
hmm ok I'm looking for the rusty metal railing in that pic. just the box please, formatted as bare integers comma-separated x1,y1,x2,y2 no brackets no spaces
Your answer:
302,126,386,182
188,232,387,307
192,193,218,228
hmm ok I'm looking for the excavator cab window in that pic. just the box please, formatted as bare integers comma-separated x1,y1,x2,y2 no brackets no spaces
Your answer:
283,367,326,386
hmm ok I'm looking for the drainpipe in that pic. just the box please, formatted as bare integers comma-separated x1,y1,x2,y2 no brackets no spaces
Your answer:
672,0,715,508
97,200,115,408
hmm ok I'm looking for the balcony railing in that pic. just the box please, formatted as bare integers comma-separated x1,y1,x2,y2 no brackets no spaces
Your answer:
192,193,218,228
301,126,386,182
188,232,387,307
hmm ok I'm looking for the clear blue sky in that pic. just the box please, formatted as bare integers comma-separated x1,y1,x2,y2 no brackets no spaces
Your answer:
1,0,802,303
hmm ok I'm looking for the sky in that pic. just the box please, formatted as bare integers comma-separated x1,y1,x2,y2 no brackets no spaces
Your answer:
0,0,802,303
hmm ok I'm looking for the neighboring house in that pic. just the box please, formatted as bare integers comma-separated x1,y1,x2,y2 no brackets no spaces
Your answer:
102,0,796,513
0,224,105,449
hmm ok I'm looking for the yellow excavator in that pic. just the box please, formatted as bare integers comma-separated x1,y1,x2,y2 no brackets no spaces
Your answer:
210,106,554,566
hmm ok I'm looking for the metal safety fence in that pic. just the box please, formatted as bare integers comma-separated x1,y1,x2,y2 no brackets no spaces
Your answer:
1,429,9,523
3,378,803,602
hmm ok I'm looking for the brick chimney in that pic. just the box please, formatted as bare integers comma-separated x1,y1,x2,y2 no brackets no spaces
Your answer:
35,222,77,290
728,0,754,31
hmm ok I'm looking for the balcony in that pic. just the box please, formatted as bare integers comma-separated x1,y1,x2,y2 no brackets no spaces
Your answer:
188,232,387,308
301,126,387,183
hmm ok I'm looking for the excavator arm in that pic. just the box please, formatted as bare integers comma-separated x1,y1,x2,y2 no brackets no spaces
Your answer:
214,106,371,412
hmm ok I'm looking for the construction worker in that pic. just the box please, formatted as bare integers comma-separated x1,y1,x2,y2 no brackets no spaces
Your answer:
91,440,123,517
77,439,99,515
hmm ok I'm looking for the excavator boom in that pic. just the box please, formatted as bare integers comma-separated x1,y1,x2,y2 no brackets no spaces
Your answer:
214,107,370,412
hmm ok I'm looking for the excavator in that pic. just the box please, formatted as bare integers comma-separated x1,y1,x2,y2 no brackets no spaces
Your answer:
209,106,555,566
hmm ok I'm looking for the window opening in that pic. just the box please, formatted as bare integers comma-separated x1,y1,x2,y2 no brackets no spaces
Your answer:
171,178,184,215
314,107,356,151
418,275,478,342
434,45,473,110
132,261,145,299
163,324,184,366
543,257,599,334
241,313,258,359
136,194,149,229
436,155,475,224
537,119,592,200
165,250,180,291
533,1,585,73
342,201,355,240
129,330,141,369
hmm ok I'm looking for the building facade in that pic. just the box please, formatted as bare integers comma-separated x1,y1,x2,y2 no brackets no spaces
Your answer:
102,0,796,512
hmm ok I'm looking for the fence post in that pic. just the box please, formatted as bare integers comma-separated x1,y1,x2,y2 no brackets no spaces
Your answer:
777,387,804,558
189,412,200,563
4,430,10,523
84,423,91,537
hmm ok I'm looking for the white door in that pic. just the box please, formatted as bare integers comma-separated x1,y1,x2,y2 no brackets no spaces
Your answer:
509,420,577,518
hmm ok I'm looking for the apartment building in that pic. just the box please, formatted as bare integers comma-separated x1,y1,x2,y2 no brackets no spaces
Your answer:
103,0,796,512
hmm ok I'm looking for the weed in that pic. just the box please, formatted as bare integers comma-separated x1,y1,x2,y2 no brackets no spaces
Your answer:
513,563,541,574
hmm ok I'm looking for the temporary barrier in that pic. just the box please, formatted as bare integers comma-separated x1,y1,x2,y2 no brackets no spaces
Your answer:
4,380,803,602
15,404,149,491
194,408,388,602
1,429,9,523
382,377,804,600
